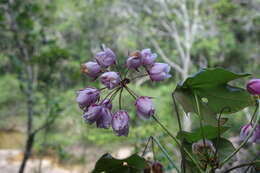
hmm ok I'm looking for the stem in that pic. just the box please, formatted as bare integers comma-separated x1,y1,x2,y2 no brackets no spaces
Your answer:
152,136,181,173
124,85,137,99
102,87,120,101
130,74,149,81
250,105,258,124
194,91,206,146
109,87,121,101
211,107,230,172
152,115,205,173
142,136,152,157
223,161,260,173
172,93,186,173
220,99,260,165
119,88,123,110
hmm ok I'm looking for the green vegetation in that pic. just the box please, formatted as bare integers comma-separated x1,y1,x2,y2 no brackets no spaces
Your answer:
0,0,260,172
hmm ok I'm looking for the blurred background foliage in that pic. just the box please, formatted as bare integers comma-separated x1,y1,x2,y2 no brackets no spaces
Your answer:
0,0,260,172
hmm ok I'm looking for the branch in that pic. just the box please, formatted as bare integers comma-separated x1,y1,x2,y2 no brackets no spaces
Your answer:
150,37,184,74
161,21,186,63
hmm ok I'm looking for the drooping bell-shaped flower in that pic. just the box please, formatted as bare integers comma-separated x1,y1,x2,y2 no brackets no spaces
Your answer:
82,104,101,124
135,96,155,119
141,48,157,66
81,61,101,78
100,98,112,110
100,71,120,89
247,79,260,95
240,123,260,143
76,87,100,109
148,63,171,81
152,162,164,173
95,48,116,68
96,108,112,129
192,139,216,156
126,51,142,70
112,110,129,136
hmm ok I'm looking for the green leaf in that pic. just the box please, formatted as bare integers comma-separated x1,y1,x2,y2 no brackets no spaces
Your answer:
212,138,235,160
91,153,147,173
174,68,254,125
177,125,229,143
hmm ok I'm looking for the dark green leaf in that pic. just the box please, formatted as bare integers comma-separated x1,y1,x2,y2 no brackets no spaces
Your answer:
91,153,147,173
174,68,254,125
212,138,235,160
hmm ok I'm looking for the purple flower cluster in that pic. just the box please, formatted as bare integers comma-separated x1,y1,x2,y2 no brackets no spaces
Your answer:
77,46,171,136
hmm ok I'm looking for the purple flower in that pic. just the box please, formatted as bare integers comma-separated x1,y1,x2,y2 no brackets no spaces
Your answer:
112,110,129,136
96,108,112,129
81,61,101,78
76,88,100,109
141,48,157,66
82,104,101,124
240,123,260,143
135,96,155,119
100,99,112,110
126,51,142,69
247,79,260,95
100,71,120,89
95,48,116,68
148,63,171,81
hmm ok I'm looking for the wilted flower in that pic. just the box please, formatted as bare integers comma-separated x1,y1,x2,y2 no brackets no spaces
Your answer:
100,72,120,89
126,51,142,70
148,63,171,81
82,104,101,124
95,48,116,68
240,123,260,143
152,162,164,173
96,108,112,129
135,96,155,119
192,139,216,156
141,48,157,66
247,79,260,95
76,88,100,109
112,110,129,136
81,61,101,78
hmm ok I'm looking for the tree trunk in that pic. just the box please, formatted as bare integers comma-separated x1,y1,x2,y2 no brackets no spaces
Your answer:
18,133,35,173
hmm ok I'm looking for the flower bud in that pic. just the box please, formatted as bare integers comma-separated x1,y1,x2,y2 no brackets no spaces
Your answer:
82,104,101,124
240,123,260,143
112,110,129,136
247,79,260,95
126,51,142,69
152,162,164,173
135,96,155,119
95,48,116,68
76,88,100,110
96,108,112,129
141,48,157,66
100,99,112,110
192,139,216,156
148,63,171,81
100,71,120,89
81,61,101,78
